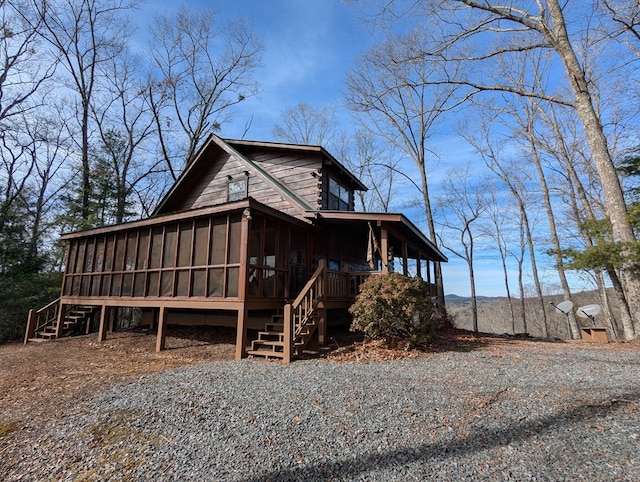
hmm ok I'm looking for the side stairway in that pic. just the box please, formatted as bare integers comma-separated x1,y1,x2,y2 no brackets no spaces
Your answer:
247,311,318,361
247,261,328,362
25,299,100,343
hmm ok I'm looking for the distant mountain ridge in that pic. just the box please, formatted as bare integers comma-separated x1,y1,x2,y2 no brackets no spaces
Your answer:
445,294,501,304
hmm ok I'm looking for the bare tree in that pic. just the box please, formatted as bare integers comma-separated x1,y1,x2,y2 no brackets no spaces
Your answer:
436,165,486,332
345,30,463,305
23,0,138,222
273,102,337,147
462,113,550,338
92,53,158,223
482,187,518,334
148,6,263,178
370,0,640,339
334,130,400,212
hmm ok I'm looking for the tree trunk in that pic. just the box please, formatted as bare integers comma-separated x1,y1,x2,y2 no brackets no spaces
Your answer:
548,0,639,339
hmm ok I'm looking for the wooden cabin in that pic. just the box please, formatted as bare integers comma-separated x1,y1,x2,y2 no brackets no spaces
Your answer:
25,135,447,362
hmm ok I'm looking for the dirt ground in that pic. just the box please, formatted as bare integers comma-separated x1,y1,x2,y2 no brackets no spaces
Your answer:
1,325,638,433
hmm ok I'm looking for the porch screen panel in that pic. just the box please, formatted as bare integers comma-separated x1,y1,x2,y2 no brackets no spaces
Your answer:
228,214,241,264
67,240,78,274
163,224,177,268
177,222,192,267
76,241,86,274
211,217,227,265
150,227,163,269
84,239,95,272
262,223,276,298
208,268,224,297
161,271,174,297
136,230,149,270
193,219,209,266
125,233,136,270
114,233,126,271
226,267,239,297
191,269,206,297
94,237,105,272
100,275,111,296
134,273,145,297
248,216,263,297
111,273,122,296
122,273,133,296
176,270,189,297
147,272,159,297
104,235,115,271
91,275,101,296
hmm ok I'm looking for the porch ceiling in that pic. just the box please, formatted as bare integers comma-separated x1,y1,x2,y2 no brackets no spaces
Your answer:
306,211,448,262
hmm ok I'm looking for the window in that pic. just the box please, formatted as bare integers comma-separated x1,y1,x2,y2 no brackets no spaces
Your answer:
227,178,247,202
328,177,350,211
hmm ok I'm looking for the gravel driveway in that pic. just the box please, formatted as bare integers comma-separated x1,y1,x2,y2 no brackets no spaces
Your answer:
2,342,639,481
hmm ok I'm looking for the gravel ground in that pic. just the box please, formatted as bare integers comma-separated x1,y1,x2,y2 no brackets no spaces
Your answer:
2,342,639,481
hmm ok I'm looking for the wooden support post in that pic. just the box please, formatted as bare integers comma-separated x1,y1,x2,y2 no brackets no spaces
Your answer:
416,254,422,278
235,307,248,360
55,303,65,338
283,303,292,364
381,228,389,274
317,302,327,346
98,305,109,342
108,307,115,333
318,258,327,298
402,242,409,276
24,309,37,344
155,306,168,352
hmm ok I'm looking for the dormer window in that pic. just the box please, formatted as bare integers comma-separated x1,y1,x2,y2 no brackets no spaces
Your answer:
328,177,349,210
227,177,247,202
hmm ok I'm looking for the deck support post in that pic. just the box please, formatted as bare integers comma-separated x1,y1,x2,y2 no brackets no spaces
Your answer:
235,307,248,360
283,303,292,364
155,306,168,352
381,228,389,274
24,309,37,344
98,305,109,342
402,242,409,276
55,303,65,338
317,302,326,345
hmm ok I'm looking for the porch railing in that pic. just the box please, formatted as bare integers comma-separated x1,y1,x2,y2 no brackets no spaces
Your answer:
24,298,61,343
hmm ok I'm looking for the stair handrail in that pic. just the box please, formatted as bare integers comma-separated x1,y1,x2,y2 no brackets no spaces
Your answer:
25,297,61,343
282,260,327,362
36,297,62,314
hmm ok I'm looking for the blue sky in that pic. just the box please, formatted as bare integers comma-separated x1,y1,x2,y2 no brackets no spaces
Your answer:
134,0,575,298
140,0,368,140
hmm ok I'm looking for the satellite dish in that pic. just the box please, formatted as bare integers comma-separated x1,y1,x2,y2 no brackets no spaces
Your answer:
554,300,574,315
576,304,601,319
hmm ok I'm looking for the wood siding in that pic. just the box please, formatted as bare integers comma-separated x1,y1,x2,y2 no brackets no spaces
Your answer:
173,151,310,219
247,150,323,211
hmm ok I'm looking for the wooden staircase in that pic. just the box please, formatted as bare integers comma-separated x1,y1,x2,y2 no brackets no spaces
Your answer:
25,299,100,343
247,312,319,360
247,261,327,362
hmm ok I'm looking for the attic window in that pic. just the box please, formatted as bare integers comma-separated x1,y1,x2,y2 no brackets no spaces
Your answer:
227,178,247,202
328,177,349,211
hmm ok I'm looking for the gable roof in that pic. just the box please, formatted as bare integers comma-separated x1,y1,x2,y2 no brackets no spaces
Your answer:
226,139,368,192
153,134,317,216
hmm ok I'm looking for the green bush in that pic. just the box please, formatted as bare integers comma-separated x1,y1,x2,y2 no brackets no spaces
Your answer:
0,271,63,343
349,273,437,347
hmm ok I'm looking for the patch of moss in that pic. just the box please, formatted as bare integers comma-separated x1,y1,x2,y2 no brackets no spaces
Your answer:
0,421,19,437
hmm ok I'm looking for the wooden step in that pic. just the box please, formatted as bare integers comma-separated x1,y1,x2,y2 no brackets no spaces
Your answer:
250,340,285,350
257,331,285,342
247,349,285,359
